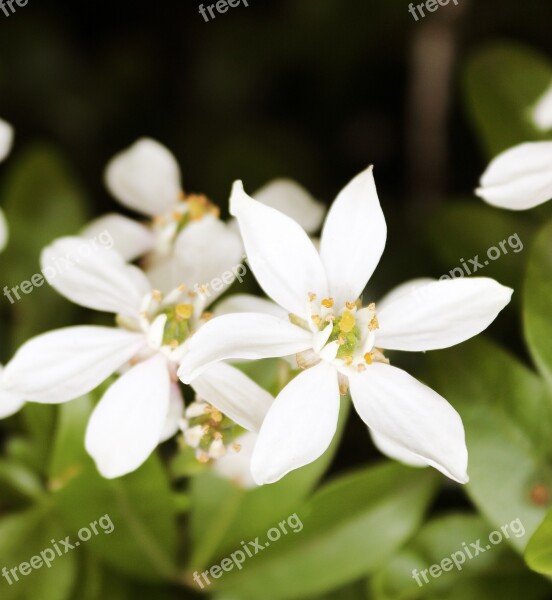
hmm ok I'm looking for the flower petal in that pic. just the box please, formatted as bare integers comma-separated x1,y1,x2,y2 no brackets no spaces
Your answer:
251,361,340,485
0,118,14,162
368,428,427,467
0,208,7,253
191,362,273,431
476,142,552,210
85,354,170,478
3,326,145,403
41,236,151,318
104,138,182,216
81,213,155,261
532,83,552,132
253,179,326,234
213,293,288,319
214,431,258,488
230,181,328,317
320,166,387,307
376,277,512,352
173,215,244,301
159,383,184,443
177,312,313,382
0,365,25,419
377,278,435,311
349,363,468,483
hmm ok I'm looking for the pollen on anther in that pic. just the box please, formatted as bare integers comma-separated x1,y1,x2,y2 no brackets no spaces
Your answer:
308,292,317,302
175,303,194,320
346,301,356,310
364,352,373,365
232,443,242,453
321,297,334,308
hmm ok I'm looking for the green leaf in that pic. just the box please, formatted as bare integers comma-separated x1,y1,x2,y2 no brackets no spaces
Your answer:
371,513,550,600
424,337,552,553
208,464,438,600
525,506,552,576
0,143,89,347
0,507,78,600
425,202,534,295
463,42,552,158
47,396,179,584
188,397,350,571
524,219,552,387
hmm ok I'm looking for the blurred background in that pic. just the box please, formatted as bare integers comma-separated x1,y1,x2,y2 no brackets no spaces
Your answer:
2,1,552,598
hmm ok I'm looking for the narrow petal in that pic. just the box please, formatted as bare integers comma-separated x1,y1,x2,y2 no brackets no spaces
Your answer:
0,366,25,419
173,215,244,301
85,354,170,478
368,428,427,467
0,208,7,253
377,277,513,352
532,83,552,131
178,312,313,382
213,293,288,319
251,361,340,485
230,181,328,317
3,327,145,403
349,364,468,483
476,142,552,210
191,362,273,432
104,138,182,216
41,236,151,318
159,383,184,443
81,213,155,261
320,166,387,307
253,179,326,234
0,118,14,162
214,431,258,488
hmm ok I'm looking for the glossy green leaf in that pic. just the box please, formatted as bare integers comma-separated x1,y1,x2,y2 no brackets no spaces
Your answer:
463,42,552,158
524,219,552,387
207,464,438,600
425,337,552,553
525,507,552,576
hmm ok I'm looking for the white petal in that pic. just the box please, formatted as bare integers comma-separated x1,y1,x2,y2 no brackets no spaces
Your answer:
0,208,7,253
159,383,184,443
377,278,435,312
0,365,25,419
0,118,14,162
173,215,244,302
85,354,170,478
377,277,513,352
213,293,288,319
253,179,326,234
214,431,258,488
3,326,145,403
320,167,387,307
349,363,468,483
532,82,552,131
178,312,313,382
230,181,328,317
104,138,181,216
251,361,340,485
41,236,151,318
191,362,273,431
476,142,552,210
81,213,154,261
368,428,427,467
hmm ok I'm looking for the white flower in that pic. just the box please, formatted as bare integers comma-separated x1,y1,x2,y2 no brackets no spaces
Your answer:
0,118,14,252
1,238,273,478
0,364,25,419
532,82,552,132
476,141,552,210
178,167,513,485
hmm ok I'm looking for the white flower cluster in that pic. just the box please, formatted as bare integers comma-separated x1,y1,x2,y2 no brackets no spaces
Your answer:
0,129,515,488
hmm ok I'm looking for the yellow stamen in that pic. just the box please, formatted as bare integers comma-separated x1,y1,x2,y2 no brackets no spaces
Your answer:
321,297,334,308
364,352,373,365
232,443,242,453
202,311,214,322
346,301,356,310
308,292,317,302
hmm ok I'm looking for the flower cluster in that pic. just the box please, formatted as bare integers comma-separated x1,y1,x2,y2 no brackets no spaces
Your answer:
0,132,514,488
